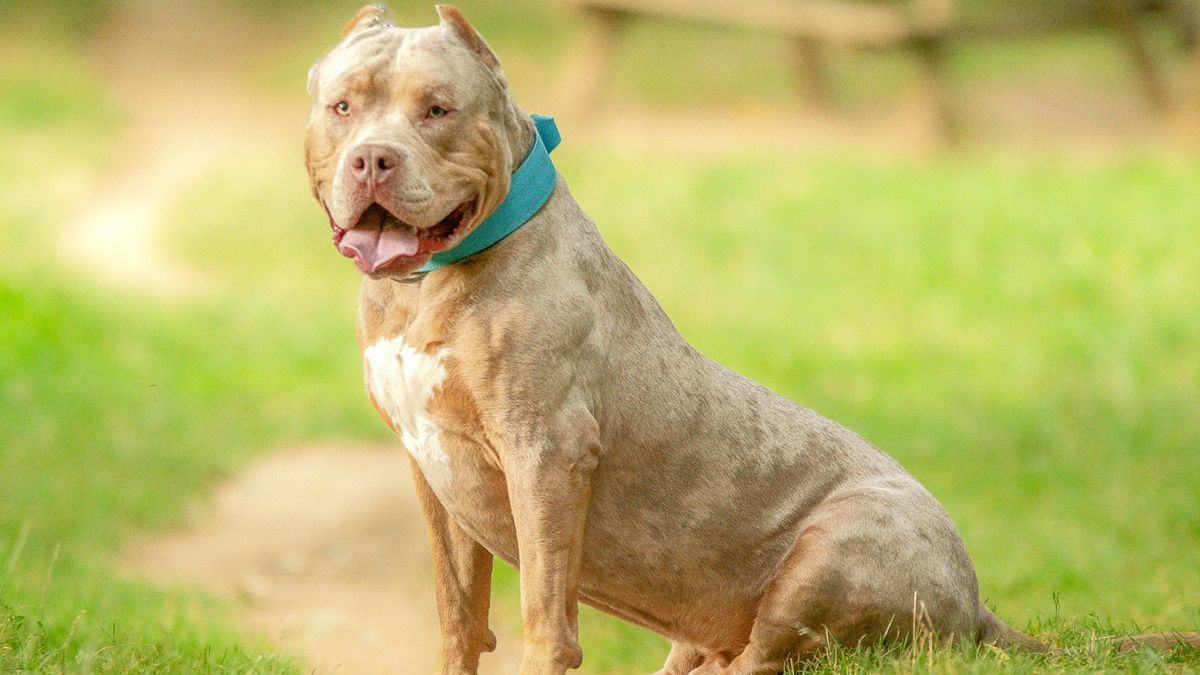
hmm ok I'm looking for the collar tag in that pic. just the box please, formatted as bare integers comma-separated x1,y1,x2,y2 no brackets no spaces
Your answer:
418,114,560,273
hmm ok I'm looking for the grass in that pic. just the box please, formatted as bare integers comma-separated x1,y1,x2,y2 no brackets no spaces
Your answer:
790,614,1200,674
0,217,308,668
3,1,1200,673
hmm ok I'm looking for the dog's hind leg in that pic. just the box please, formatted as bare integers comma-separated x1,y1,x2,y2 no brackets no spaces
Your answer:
724,491,982,674
685,661,726,675
719,526,831,675
652,641,706,675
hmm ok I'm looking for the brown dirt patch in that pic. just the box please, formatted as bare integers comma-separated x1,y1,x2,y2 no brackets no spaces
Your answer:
121,446,523,674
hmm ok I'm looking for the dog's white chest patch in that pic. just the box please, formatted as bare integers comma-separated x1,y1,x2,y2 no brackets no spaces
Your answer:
363,335,452,487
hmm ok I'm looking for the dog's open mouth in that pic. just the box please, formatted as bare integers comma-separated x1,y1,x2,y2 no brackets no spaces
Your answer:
334,199,475,274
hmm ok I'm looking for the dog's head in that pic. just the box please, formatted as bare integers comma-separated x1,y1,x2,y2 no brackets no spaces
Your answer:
304,4,529,277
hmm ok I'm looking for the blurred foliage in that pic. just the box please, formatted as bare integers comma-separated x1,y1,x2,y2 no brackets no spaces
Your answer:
0,1,107,36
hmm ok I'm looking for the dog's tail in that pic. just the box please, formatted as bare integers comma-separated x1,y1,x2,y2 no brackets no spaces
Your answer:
1112,631,1200,652
977,605,1049,652
978,605,1200,654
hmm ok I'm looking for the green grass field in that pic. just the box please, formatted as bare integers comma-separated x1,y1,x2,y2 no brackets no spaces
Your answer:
2,2,1199,673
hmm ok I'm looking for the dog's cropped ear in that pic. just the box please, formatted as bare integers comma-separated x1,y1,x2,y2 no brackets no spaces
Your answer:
308,5,388,96
436,5,504,78
307,59,322,95
341,4,388,39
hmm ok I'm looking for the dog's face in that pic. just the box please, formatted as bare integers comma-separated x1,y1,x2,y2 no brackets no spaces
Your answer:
305,5,519,277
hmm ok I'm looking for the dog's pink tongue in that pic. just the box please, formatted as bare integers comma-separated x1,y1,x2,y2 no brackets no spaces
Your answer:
338,219,419,273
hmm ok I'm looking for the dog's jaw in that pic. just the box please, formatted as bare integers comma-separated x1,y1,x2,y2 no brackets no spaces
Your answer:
335,198,478,275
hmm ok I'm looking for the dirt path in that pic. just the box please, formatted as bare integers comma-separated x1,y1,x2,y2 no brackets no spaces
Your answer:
122,445,524,674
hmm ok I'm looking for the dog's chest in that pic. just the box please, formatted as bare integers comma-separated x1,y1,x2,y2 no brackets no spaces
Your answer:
362,334,453,488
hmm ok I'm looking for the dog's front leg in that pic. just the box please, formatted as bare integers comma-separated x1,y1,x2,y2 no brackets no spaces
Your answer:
408,455,497,674
505,412,601,675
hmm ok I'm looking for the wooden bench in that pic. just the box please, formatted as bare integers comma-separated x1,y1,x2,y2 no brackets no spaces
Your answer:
562,0,1196,137
953,0,1196,112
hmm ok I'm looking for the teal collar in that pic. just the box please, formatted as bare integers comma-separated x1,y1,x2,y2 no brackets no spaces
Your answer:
417,114,560,274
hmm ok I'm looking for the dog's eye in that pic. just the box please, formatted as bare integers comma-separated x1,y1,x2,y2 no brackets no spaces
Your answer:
428,105,449,119
333,101,351,116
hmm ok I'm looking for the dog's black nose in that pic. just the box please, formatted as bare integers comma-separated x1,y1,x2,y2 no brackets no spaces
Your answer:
348,144,402,188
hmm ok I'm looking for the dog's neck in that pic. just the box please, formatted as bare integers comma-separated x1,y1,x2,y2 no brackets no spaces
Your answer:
500,98,536,171
358,179,570,357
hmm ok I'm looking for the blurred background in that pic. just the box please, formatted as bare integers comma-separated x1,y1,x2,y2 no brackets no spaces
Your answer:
1,0,1198,672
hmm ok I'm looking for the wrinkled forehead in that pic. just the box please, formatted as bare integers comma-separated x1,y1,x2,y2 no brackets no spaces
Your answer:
311,24,482,99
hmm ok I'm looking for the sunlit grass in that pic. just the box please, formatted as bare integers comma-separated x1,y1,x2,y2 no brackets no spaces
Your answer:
787,613,1200,674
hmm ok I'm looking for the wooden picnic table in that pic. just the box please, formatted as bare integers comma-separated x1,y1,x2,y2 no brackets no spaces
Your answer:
562,0,1199,137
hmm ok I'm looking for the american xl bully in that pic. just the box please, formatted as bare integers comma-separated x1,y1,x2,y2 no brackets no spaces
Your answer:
303,5,1198,674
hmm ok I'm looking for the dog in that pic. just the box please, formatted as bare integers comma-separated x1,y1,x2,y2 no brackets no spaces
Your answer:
303,6,1198,674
